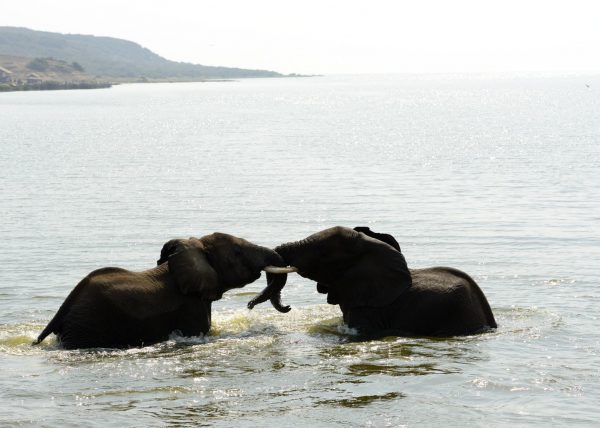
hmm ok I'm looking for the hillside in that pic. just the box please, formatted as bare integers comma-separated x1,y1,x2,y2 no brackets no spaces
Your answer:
0,54,112,91
1,54,93,81
0,26,283,81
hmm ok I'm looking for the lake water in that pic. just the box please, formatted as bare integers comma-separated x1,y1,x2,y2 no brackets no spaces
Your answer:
1,74,599,426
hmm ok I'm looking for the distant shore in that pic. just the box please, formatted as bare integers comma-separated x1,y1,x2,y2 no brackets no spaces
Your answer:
0,27,317,94
0,80,112,92
0,74,321,92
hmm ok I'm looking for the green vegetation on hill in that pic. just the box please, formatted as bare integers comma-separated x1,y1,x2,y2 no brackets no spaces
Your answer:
26,57,84,73
0,54,111,91
0,26,283,80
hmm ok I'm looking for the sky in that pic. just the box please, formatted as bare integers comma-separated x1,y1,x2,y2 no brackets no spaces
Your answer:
2,0,599,75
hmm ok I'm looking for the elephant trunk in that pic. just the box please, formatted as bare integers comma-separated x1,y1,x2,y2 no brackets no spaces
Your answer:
250,248,294,313
248,240,311,312
272,237,319,271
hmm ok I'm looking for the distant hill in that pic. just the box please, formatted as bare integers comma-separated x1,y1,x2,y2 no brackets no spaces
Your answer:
0,27,283,81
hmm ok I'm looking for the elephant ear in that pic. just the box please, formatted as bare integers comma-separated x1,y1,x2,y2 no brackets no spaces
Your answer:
157,238,181,265
328,235,411,308
166,239,220,300
354,226,401,252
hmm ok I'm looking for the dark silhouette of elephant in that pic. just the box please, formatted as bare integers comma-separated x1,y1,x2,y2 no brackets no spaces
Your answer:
34,232,293,349
249,226,496,337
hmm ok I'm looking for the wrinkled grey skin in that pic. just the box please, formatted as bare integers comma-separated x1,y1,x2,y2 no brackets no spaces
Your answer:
250,226,496,337
34,233,287,349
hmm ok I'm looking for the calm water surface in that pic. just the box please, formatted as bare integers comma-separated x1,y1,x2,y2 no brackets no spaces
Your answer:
1,75,599,426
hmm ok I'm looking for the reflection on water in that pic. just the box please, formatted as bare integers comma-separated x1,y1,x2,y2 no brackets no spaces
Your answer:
316,391,406,408
347,362,451,376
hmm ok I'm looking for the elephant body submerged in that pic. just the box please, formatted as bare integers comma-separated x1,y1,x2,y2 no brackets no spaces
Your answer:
340,266,496,336
250,226,496,337
35,233,288,349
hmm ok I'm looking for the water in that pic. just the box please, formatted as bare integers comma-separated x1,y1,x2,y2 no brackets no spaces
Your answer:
1,75,599,426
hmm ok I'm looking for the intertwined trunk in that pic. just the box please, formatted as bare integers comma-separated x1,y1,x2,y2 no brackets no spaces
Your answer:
252,247,292,313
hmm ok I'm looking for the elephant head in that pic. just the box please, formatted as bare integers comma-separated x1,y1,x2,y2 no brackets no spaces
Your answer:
158,232,296,310
247,226,412,311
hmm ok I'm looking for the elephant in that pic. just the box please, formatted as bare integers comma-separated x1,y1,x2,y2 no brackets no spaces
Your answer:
248,226,497,337
34,232,295,349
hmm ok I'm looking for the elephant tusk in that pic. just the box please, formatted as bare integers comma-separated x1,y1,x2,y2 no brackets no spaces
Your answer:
263,266,298,274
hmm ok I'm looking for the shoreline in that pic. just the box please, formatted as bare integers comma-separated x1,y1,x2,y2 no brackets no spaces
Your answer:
0,80,113,92
0,74,321,93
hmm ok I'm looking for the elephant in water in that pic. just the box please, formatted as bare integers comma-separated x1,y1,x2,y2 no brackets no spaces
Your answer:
248,226,496,337
34,232,295,349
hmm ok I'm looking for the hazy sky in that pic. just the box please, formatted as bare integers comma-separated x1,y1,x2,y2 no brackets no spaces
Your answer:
2,0,599,75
